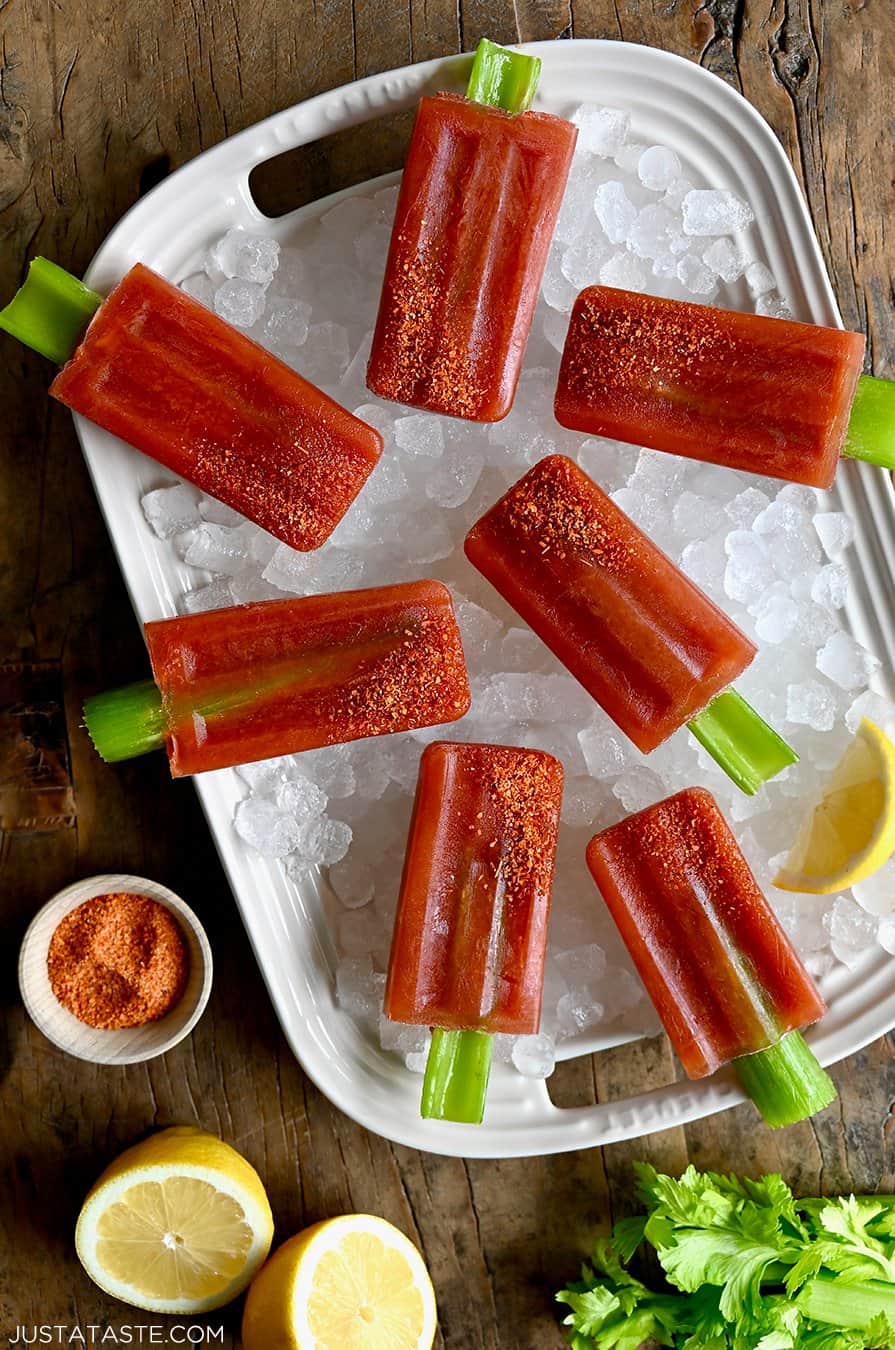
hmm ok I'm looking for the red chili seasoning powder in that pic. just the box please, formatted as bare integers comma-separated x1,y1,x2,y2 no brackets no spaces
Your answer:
47,892,189,1030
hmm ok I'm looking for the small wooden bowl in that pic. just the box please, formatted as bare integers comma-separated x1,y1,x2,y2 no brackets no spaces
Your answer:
18,873,213,1065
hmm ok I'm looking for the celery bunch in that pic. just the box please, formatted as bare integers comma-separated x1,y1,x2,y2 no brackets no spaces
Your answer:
557,1164,895,1349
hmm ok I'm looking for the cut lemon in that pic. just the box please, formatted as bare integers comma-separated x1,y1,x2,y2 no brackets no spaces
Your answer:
75,1125,273,1314
774,718,895,894
242,1213,437,1350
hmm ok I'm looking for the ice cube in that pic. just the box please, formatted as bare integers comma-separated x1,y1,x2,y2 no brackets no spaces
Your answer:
273,247,306,295
662,177,694,211
455,597,503,655
179,272,216,307
756,294,793,320
424,452,482,507
677,255,718,297
557,990,606,1037
778,483,821,513
214,279,267,328
824,894,878,966
501,627,547,672
261,543,313,594
852,858,895,916
297,322,350,384
329,849,375,909
673,491,725,540
745,260,776,296
786,680,836,731
572,105,631,157
845,690,895,735
628,204,680,261
235,757,289,793
333,902,387,961
394,414,445,459
275,774,327,820
725,488,771,529
810,564,849,611
295,816,353,865
379,1015,429,1055
213,228,280,283
702,237,746,283
578,724,631,778
813,511,854,559
561,775,613,829
541,262,579,313
262,297,312,349
561,235,612,288
335,956,385,1020
599,251,648,291
234,796,303,857
613,765,664,812
181,522,253,575
300,745,356,799
353,753,392,801
679,534,727,594
637,145,681,192
681,189,754,236
754,587,800,644
142,483,201,539
723,530,775,604
511,1032,555,1078
816,631,880,691
179,578,233,614
878,916,895,955
199,495,245,527
229,573,283,604
594,181,638,245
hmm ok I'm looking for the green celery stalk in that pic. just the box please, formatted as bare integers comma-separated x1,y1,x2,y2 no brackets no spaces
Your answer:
842,374,895,470
798,1273,895,1329
0,257,102,364
688,688,798,795
83,680,167,761
733,1029,837,1128
466,38,541,114
421,1028,493,1123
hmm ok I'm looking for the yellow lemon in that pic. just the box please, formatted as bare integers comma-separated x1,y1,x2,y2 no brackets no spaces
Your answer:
75,1125,273,1313
775,718,895,894
242,1213,437,1350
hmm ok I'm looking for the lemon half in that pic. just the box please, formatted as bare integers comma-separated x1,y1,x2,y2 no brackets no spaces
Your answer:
242,1213,437,1350
774,718,895,894
75,1126,274,1314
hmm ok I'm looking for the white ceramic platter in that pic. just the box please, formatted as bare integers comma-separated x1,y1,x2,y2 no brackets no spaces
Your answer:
74,40,895,1157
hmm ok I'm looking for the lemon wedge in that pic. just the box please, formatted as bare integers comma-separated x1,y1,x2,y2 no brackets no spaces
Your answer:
774,718,895,894
242,1213,437,1350
75,1126,273,1314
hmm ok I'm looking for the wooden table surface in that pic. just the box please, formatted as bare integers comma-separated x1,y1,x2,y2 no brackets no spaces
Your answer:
1,1,893,1345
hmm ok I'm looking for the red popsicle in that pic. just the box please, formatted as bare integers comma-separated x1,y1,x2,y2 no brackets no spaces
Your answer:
465,455,794,793
83,581,471,777
385,740,563,1123
52,263,382,549
366,41,577,421
554,286,881,488
0,258,382,551
586,788,835,1127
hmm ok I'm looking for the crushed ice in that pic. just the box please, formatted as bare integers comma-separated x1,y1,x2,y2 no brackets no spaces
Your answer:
141,104,893,1082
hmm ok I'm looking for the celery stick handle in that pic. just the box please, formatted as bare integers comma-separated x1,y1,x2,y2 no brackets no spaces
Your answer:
0,257,102,364
842,373,895,470
688,689,798,796
466,38,541,114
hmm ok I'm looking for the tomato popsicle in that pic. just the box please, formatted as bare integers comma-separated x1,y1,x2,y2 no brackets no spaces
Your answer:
366,39,577,421
554,286,895,487
0,258,382,550
82,581,471,777
465,454,796,794
587,787,836,1127
385,740,563,1124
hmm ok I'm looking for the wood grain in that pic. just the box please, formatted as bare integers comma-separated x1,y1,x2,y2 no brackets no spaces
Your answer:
1,1,893,1345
